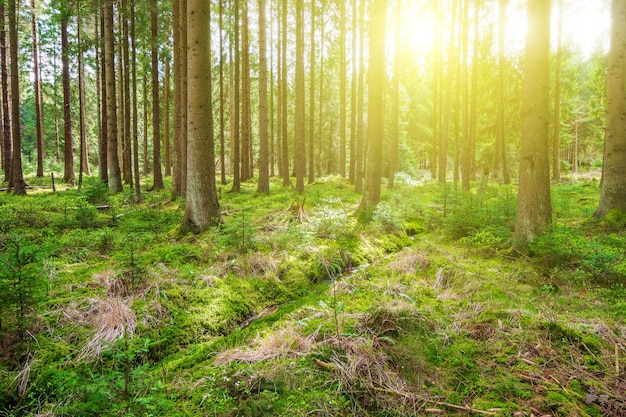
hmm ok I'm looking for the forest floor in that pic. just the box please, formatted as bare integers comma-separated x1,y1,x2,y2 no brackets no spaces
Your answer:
0,173,625,416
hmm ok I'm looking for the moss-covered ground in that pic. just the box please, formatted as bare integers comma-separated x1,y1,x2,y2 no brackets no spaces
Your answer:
1,174,625,416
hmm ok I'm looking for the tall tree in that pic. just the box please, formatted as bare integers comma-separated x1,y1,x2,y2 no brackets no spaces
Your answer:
8,0,24,194
339,0,346,178
183,0,221,232
218,0,226,185
359,0,387,214
231,0,241,191
104,0,123,192
308,0,315,184
241,1,252,181
31,0,44,178
164,53,171,177
387,0,400,189
280,0,290,186
97,7,108,184
131,1,141,201
294,0,306,192
596,0,626,217
151,0,164,190
513,0,552,249
178,0,188,195
61,2,74,184
552,0,563,181
494,0,510,183
257,0,270,194
0,3,9,182
173,0,182,195
349,0,357,183
77,3,90,183
354,0,366,193
121,1,131,185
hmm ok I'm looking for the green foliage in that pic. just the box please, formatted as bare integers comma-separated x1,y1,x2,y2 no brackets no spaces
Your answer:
81,177,110,206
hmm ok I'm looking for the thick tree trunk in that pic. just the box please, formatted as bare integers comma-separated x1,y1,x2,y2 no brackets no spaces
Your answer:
596,0,626,217
183,0,221,232
122,1,132,185
257,0,270,194
104,0,123,192
359,0,387,213
513,0,552,249
552,0,562,182
97,7,108,184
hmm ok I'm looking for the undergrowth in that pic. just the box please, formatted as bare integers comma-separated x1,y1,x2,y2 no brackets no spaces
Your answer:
0,174,624,416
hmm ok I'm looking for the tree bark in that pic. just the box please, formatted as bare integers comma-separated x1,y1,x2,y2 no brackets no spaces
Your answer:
354,0,366,193
387,0,400,190
61,7,74,184
77,3,90,183
359,0,387,214
308,0,315,184
231,0,241,191
258,0,270,194
280,0,290,187
32,0,45,178
97,6,108,184
513,0,552,249
151,0,164,190
596,0,626,217
183,0,221,232
339,0,346,178
294,0,306,193
8,0,24,195
131,1,141,201
104,0,123,192
0,3,9,182
241,1,252,181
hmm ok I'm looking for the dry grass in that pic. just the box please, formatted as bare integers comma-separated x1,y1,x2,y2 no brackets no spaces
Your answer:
388,248,430,275
214,326,316,365
94,269,128,297
77,297,136,362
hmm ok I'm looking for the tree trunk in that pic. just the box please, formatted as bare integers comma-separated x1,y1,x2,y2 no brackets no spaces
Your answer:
183,0,221,232
294,0,305,193
0,3,9,183
359,0,387,213
8,0,24,195
257,0,270,194
596,0,626,217
77,3,90,183
61,8,74,184
339,0,346,178
513,0,552,250
122,1,132,185
151,0,164,190
387,0,400,190
173,0,182,195
231,0,241,191
552,0,562,182
349,0,357,183
354,0,366,193
131,1,141,201
219,0,226,184
164,53,171,177
104,0,123,192
241,1,252,181
308,0,315,184
97,6,108,184
280,0,290,187
32,0,45,178
179,0,188,195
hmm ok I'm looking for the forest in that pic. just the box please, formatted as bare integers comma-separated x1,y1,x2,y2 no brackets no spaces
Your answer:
1,0,626,415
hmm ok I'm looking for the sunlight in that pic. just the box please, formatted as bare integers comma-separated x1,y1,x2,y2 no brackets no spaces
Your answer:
395,3,436,56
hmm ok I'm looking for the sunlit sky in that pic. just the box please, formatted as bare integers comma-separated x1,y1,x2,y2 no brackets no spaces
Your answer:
395,0,611,58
